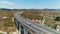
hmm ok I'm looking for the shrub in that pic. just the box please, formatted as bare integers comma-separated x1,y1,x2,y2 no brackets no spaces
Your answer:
55,16,60,21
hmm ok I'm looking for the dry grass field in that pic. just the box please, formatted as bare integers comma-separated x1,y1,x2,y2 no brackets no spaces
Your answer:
21,11,60,29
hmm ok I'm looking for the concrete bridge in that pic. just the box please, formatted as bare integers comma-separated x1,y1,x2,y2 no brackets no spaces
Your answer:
14,12,60,34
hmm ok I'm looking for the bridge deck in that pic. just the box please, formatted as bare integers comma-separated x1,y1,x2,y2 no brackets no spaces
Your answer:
14,12,60,34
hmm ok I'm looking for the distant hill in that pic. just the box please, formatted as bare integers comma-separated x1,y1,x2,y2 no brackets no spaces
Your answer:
0,8,19,12
42,9,60,11
0,8,60,12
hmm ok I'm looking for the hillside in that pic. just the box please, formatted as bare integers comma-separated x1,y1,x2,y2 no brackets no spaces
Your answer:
21,10,60,30
0,9,60,32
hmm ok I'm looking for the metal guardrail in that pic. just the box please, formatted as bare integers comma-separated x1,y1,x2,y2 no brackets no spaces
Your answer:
14,12,60,34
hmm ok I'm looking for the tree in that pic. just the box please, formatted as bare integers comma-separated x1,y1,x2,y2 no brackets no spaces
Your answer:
55,16,60,21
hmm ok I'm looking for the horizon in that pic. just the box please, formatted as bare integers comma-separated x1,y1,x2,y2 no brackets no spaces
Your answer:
0,0,60,9
0,8,60,10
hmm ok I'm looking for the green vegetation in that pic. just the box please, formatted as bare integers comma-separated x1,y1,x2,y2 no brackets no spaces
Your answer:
4,22,14,27
21,11,43,20
44,17,56,29
0,10,15,32
0,33,4,34
55,16,60,21
21,11,60,29
0,9,60,32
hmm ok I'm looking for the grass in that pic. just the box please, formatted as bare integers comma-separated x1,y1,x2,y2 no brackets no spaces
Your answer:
21,11,43,20
4,22,14,27
21,11,59,29
44,17,56,29
0,11,16,32
0,33,4,34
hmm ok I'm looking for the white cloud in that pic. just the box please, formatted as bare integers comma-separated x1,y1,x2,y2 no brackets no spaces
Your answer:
2,1,13,5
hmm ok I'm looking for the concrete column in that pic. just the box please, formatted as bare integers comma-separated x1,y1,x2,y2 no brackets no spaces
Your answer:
14,18,17,27
23,26,28,34
31,30,34,34
14,18,19,29
14,18,21,34
37,32,41,34
18,22,21,34
16,20,19,30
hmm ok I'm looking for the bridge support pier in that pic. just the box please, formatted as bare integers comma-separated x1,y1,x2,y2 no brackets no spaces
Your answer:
14,18,22,34
18,22,21,34
23,26,28,34
14,18,19,30
37,32,42,34
31,30,34,34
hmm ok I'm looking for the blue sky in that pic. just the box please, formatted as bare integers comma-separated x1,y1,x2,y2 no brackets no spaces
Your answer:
0,0,60,9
